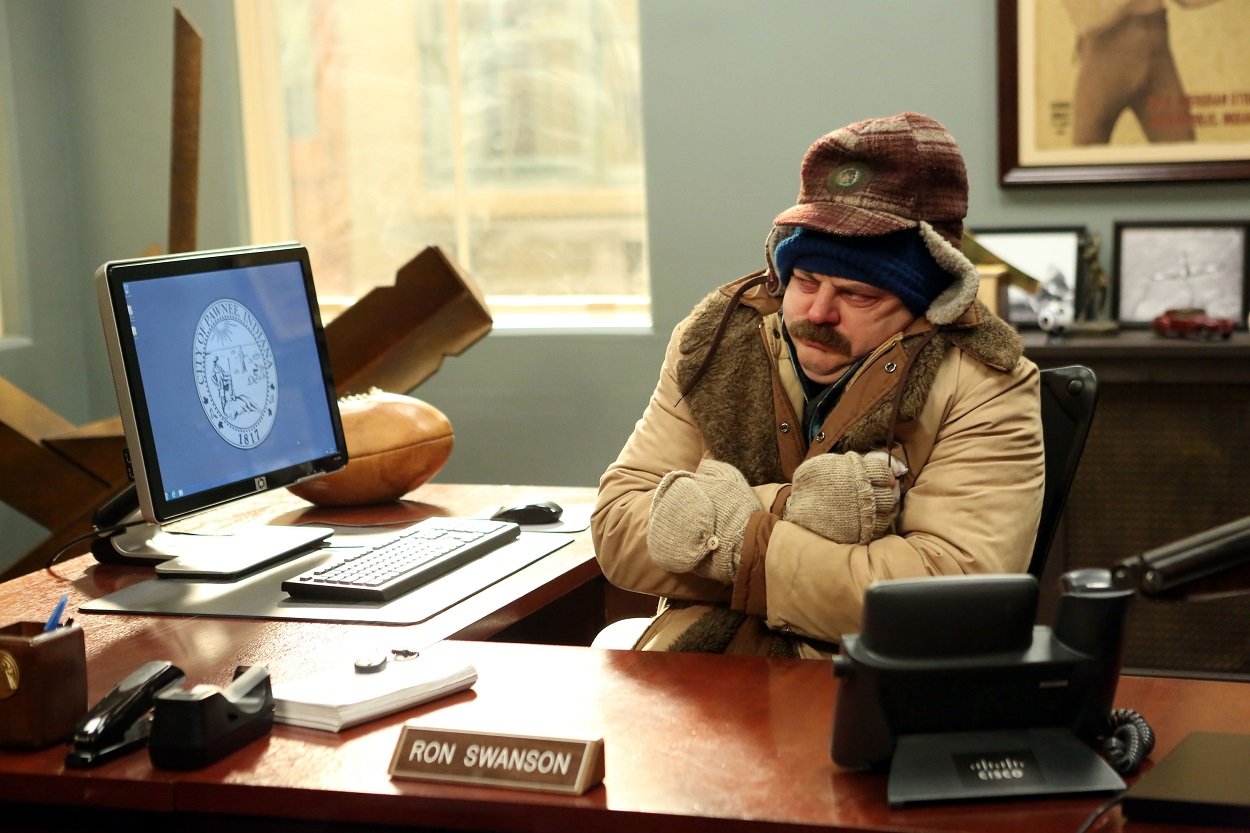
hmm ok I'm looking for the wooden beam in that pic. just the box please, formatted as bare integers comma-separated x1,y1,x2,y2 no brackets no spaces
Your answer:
169,8,202,253
0,379,112,529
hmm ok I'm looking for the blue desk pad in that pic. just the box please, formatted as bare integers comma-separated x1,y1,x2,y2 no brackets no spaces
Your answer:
80,531,573,626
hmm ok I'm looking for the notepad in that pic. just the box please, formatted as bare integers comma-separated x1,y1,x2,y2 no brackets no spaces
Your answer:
271,656,476,732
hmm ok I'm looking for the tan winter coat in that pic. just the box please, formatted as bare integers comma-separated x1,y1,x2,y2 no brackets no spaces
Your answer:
591,222,1045,658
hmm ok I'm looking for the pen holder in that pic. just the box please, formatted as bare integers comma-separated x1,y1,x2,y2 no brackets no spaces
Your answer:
0,621,88,748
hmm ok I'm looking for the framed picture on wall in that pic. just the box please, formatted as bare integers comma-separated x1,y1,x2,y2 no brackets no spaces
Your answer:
1113,221,1250,328
996,0,1250,185
968,226,1085,331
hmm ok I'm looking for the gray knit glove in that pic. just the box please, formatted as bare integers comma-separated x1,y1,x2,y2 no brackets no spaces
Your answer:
782,450,906,544
648,459,761,583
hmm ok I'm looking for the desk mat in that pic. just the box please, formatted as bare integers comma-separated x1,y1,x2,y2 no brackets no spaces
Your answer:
80,532,573,626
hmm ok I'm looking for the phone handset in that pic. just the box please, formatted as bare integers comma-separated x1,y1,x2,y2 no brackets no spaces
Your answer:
1056,568,1155,775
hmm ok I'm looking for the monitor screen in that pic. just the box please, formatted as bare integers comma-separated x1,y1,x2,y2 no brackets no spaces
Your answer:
97,243,347,525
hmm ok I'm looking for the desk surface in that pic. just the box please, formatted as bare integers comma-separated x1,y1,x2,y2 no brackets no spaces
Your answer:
3,640,1250,833
8,483,603,664
4,483,1250,833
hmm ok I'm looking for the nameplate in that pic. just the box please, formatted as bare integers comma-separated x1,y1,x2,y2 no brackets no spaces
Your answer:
388,726,605,795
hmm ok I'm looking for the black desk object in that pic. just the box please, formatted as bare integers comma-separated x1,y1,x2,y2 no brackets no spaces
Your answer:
1123,731,1250,828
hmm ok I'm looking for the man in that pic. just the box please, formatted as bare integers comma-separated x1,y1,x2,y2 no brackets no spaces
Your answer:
591,112,1044,657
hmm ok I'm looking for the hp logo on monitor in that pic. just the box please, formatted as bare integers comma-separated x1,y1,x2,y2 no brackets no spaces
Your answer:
255,476,267,491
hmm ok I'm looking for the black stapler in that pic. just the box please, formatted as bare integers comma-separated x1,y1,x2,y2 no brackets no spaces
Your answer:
65,659,186,768
148,664,275,770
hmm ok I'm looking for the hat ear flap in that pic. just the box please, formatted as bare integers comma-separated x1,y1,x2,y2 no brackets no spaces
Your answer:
919,221,980,325
764,225,795,296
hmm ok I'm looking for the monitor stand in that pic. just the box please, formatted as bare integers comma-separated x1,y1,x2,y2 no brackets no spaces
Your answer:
90,484,332,579
95,522,331,579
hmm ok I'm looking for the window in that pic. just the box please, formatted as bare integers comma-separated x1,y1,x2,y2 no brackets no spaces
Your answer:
235,0,649,328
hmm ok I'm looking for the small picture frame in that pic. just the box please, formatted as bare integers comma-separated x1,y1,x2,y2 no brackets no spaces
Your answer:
1112,221,1250,328
968,226,1086,330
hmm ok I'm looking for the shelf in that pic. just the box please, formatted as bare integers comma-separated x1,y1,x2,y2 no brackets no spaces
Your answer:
1023,330,1250,384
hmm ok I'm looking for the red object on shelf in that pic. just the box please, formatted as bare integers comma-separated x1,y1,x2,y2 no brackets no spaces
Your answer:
1151,308,1237,340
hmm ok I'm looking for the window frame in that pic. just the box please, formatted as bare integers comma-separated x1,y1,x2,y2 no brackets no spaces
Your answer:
232,0,651,331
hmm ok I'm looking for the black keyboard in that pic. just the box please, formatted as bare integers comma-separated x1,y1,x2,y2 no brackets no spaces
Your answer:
281,517,520,602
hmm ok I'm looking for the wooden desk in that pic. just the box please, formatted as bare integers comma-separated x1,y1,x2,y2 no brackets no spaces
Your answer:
4,482,612,657
3,637,1249,833
5,480,1248,832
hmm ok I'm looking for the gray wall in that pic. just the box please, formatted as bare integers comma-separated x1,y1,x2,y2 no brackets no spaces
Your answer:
2,0,1248,570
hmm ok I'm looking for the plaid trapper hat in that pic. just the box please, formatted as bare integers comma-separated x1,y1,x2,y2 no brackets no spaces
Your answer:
773,112,969,248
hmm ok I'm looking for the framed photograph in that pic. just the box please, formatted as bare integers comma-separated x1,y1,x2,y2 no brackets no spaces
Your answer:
997,0,1250,185
1113,221,1250,328
969,226,1086,330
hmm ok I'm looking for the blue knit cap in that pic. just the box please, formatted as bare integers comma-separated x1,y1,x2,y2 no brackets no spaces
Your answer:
773,227,951,316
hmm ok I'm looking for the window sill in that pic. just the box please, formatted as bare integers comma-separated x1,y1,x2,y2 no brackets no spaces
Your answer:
0,335,33,353
491,310,651,334
485,295,650,334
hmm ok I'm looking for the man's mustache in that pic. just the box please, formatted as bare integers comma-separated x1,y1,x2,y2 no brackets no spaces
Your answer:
787,319,851,353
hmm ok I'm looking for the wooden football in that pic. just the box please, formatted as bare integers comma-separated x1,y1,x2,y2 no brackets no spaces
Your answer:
288,390,454,506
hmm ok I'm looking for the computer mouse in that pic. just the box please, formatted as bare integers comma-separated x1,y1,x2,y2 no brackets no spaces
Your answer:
490,500,563,525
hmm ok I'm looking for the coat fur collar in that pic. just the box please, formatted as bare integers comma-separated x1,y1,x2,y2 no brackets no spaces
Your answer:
675,283,1022,483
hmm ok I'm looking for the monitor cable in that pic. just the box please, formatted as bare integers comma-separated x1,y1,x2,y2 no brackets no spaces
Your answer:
1073,792,1124,833
45,519,148,572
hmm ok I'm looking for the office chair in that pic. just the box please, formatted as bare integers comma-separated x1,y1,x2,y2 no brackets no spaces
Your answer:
1029,365,1099,579
590,365,1100,649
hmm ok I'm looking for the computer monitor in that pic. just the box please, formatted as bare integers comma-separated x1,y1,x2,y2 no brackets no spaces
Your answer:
94,243,348,571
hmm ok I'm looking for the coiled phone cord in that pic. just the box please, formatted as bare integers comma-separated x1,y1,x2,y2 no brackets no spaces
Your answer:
1101,707,1156,776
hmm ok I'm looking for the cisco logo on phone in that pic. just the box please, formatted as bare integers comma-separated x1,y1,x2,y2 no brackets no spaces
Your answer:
953,751,1043,788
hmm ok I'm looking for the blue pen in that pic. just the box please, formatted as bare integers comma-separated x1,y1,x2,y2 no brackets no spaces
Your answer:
43,593,68,632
